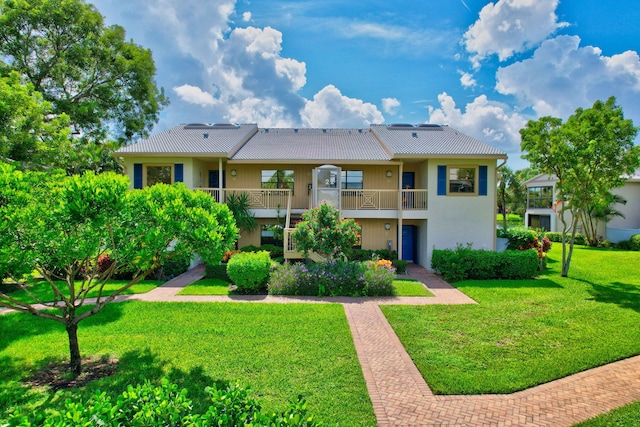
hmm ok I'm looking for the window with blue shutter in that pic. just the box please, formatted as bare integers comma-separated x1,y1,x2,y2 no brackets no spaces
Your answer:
479,166,488,196
133,164,143,189
437,165,447,195
175,164,184,183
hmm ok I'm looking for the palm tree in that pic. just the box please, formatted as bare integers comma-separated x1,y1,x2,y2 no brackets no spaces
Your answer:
579,193,627,246
226,192,258,248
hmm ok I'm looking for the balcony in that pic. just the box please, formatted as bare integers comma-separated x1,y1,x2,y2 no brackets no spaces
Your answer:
195,188,427,219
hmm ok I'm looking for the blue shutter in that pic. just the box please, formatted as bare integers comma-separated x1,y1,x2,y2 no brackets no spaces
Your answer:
479,166,488,196
175,164,184,183
133,164,143,189
437,165,447,195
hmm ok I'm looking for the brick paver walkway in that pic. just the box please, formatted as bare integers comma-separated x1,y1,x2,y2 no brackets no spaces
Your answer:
3,264,640,426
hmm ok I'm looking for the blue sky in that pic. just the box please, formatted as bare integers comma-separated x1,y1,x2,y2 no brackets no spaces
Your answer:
92,0,640,169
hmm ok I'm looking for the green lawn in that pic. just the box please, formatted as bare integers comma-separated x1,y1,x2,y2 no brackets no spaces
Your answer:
0,301,375,426
575,401,640,426
0,279,162,303
393,278,433,296
177,278,231,295
382,245,640,395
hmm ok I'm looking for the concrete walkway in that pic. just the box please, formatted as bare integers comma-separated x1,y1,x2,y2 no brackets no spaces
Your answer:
3,265,640,426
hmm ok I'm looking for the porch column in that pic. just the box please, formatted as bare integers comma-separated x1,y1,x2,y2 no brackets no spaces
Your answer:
218,158,224,203
398,164,403,261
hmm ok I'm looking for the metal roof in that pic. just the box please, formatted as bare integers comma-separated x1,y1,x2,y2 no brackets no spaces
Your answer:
115,124,258,155
370,124,506,157
231,128,391,161
115,123,507,161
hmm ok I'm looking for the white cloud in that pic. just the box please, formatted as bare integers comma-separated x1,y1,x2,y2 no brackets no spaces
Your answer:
428,92,527,153
242,11,251,22
301,85,384,128
382,98,401,115
495,35,640,119
463,0,568,67
459,71,477,88
173,84,218,106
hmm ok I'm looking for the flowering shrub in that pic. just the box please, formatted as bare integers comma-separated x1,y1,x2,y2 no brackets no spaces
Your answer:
362,259,395,296
269,260,395,297
222,250,241,263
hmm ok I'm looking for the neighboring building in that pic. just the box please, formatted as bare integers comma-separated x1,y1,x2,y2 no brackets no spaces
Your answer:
524,171,640,242
115,123,507,268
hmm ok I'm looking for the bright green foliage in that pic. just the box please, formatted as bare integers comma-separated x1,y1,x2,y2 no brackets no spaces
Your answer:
226,192,258,234
226,251,272,294
0,71,72,167
544,231,588,246
520,97,640,276
268,260,395,297
7,379,320,426
0,0,168,151
292,203,361,261
431,247,539,281
0,164,238,376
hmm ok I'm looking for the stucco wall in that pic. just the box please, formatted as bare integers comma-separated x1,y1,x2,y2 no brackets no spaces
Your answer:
424,159,498,269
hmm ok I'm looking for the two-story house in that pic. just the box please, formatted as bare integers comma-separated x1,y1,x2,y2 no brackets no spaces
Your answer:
115,123,507,268
524,171,640,242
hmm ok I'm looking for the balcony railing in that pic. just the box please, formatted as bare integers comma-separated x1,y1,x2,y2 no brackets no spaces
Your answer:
196,188,427,211
195,188,292,210
341,189,427,210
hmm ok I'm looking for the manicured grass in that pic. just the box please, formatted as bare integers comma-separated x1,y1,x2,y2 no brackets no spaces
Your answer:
575,401,640,426
1,279,161,303
177,278,231,295
0,301,375,426
393,278,433,297
382,245,640,395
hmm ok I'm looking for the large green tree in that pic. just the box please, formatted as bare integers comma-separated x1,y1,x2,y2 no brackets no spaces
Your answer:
0,71,71,166
0,0,168,148
520,97,639,276
0,165,238,376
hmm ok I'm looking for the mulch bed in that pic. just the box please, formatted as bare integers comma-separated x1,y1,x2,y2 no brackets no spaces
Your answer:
25,356,119,390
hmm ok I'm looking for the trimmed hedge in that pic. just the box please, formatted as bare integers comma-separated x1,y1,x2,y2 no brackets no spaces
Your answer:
205,264,230,281
431,248,539,282
544,231,588,246
227,251,272,294
348,248,398,261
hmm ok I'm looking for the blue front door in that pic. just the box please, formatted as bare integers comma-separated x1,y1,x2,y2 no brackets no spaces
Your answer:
402,225,416,262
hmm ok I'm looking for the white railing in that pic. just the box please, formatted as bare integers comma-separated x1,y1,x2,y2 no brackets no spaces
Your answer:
341,189,427,210
195,188,292,210
196,188,427,211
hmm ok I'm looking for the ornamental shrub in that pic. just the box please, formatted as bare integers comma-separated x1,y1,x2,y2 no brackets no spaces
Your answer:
227,251,272,294
431,246,539,281
392,259,408,274
504,227,538,251
8,379,320,427
268,260,395,297
206,264,230,281
629,234,640,251
543,231,587,245
362,259,395,296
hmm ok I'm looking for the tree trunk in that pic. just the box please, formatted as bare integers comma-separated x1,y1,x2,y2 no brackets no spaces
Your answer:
66,322,82,378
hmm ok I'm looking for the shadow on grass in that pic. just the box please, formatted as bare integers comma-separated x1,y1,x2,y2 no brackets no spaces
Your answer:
458,278,563,289
586,281,640,313
1,348,228,418
85,349,227,413
0,303,125,353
